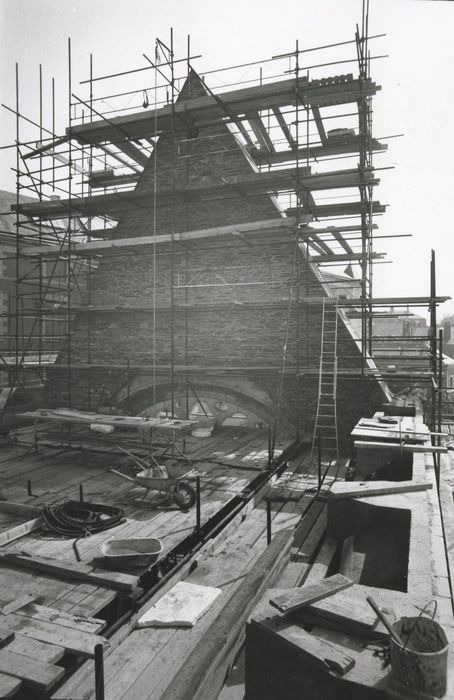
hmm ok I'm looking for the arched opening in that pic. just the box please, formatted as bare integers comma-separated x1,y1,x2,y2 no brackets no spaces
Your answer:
112,376,288,431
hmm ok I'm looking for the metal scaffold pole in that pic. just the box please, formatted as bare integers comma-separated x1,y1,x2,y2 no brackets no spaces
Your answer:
67,37,73,407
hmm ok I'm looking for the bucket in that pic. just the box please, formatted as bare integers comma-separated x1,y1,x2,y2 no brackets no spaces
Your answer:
390,613,448,698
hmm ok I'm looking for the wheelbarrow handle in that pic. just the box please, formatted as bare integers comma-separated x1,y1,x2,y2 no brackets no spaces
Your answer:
108,468,137,483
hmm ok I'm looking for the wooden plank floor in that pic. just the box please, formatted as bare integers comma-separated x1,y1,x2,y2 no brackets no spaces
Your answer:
54,447,323,700
0,428,273,625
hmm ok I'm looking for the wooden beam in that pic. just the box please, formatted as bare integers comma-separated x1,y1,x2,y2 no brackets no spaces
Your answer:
299,295,451,306
307,236,333,256
0,501,41,518
246,112,275,153
93,142,142,174
0,674,21,697
7,636,65,664
328,480,432,499
0,649,64,692
23,136,70,161
312,106,327,144
20,218,296,257
330,229,354,254
299,223,377,236
13,168,377,220
273,108,297,150
14,603,105,634
253,138,387,165
158,528,295,700
111,139,149,167
353,441,447,454
269,574,353,614
69,74,380,146
0,516,43,547
234,118,256,150
89,172,139,189
0,552,141,593
1,614,108,658
309,252,385,263
288,200,386,219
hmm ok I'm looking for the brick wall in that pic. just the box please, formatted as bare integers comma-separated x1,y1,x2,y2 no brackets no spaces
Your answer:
49,70,388,444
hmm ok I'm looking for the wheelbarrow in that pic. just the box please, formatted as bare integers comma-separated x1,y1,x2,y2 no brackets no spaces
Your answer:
109,463,197,509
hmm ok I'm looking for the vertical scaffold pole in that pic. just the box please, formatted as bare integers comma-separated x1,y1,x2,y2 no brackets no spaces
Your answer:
430,250,437,433
67,38,73,407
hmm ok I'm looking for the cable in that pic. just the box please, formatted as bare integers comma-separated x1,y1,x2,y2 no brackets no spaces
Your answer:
41,500,125,538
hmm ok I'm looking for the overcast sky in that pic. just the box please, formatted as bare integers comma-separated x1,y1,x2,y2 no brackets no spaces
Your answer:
1,0,453,318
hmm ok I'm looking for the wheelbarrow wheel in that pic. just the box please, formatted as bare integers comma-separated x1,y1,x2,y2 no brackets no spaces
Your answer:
172,481,196,510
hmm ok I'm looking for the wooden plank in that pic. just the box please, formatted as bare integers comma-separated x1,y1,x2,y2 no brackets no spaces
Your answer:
21,217,295,257
353,440,447,454
0,552,141,593
290,586,395,639
0,501,41,517
68,74,377,145
312,106,327,144
111,139,149,167
329,480,432,499
1,614,108,658
245,112,275,153
159,528,295,700
0,516,43,547
0,673,21,698
248,617,355,676
270,574,353,614
7,636,65,664
330,229,354,255
309,252,384,263
303,538,339,586
0,627,14,647
0,649,64,692
14,602,106,634
254,138,387,166
49,457,292,700
273,108,297,150
1,594,37,615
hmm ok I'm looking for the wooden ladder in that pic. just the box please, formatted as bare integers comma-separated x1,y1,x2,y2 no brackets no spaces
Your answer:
311,298,339,460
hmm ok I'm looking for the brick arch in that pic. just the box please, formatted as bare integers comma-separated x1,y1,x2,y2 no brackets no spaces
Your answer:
112,375,289,428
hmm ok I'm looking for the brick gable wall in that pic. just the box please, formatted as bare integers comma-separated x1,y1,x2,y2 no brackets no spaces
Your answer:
48,70,388,445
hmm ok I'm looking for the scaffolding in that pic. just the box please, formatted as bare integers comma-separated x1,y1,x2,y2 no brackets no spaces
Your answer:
0,10,448,444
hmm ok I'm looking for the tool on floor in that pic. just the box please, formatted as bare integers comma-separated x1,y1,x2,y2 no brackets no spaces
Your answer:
366,596,404,646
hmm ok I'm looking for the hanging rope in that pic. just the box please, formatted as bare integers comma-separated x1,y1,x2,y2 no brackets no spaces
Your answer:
152,41,159,410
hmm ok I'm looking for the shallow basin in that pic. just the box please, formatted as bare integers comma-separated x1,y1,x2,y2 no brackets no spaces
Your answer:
101,537,163,568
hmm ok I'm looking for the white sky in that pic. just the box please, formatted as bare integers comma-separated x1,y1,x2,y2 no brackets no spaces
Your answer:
1,0,453,317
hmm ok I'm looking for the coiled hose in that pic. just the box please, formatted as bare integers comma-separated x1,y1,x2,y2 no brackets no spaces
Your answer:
41,500,126,561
